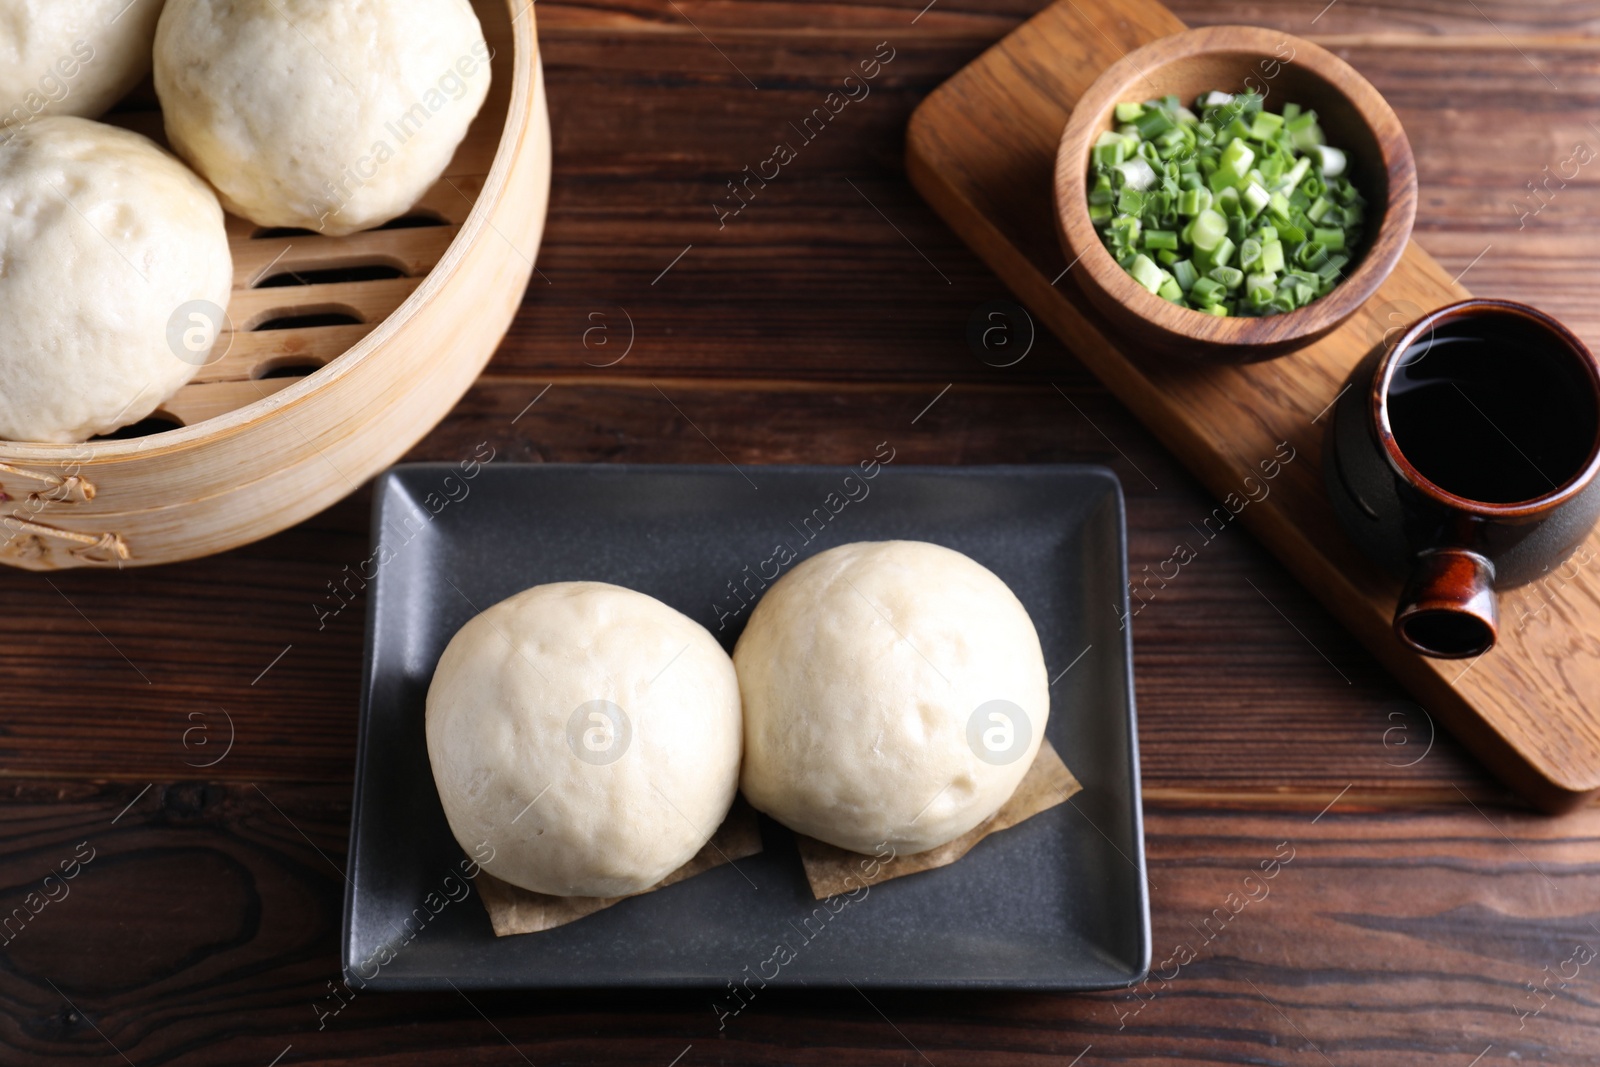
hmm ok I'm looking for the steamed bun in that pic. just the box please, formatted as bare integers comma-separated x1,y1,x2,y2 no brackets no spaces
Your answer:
735,540,1050,855
0,0,167,130
426,582,744,898
154,0,491,235
0,116,232,442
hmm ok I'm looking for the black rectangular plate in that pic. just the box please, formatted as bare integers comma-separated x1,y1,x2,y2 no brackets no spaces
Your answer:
342,463,1149,990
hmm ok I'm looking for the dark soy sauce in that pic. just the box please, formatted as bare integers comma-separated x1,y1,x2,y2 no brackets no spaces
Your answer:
1386,314,1599,504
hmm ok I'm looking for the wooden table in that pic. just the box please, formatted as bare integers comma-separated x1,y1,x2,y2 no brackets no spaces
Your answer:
3,2,1598,1062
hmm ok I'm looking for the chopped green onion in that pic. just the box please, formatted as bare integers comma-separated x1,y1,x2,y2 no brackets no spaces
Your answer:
1088,88,1366,316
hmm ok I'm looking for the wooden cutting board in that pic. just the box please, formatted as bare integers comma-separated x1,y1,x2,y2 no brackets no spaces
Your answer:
906,0,1600,811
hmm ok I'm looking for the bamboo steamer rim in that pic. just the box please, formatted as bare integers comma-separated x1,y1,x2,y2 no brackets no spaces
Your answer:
0,0,536,465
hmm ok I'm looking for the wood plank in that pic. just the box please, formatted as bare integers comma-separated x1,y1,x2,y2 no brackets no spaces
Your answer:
903,0,1600,808
477,29,1600,382
534,0,1600,39
0,379,1486,793
1167,0,1600,39
1,783,1595,1064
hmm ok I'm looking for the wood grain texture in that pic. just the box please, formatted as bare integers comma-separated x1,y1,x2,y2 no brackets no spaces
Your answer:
530,0,1600,38
3,0,1600,1062
488,23,1600,383
3,782,1598,1064
904,0,1600,808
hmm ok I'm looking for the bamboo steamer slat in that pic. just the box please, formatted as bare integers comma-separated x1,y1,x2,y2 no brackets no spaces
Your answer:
0,0,550,570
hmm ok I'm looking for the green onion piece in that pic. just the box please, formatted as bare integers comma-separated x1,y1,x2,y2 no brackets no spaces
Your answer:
1190,208,1228,251
1092,131,1127,168
1209,265,1244,290
1285,109,1318,133
1249,111,1284,140
1128,253,1165,293
1260,238,1285,274
1215,185,1242,217
1313,226,1346,253
1277,156,1312,193
1210,235,1237,269
1315,253,1349,282
1190,276,1225,304
1239,237,1263,271
1291,121,1324,152
1115,157,1158,191
1172,259,1199,291
1242,182,1271,218
1156,127,1187,154
1218,138,1255,183
1114,101,1145,123
1134,109,1174,138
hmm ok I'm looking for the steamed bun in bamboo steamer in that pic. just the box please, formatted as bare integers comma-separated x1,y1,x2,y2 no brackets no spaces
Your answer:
153,0,492,236
0,0,167,129
0,116,232,443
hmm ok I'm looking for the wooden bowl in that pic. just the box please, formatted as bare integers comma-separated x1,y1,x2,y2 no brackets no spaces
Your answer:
1053,25,1416,364
0,0,550,570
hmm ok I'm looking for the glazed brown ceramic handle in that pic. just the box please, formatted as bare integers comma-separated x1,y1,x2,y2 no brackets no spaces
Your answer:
1393,548,1498,658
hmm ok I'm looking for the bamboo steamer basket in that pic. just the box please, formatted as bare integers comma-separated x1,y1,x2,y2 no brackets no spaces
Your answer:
0,0,551,571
